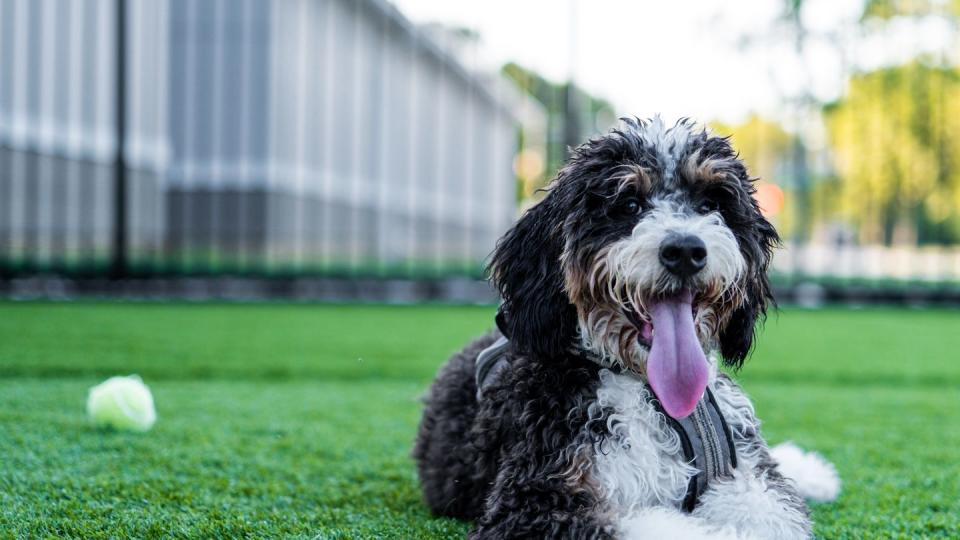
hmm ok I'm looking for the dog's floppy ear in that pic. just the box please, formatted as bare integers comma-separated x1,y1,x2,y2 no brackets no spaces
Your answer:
719,207,779,368
489,194,576,358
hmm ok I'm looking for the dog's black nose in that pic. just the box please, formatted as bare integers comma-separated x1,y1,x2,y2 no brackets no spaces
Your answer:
659,235,707,277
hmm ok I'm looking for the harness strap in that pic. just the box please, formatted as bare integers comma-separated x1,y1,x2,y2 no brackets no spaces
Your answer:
475,336,510,400
648,386,737,512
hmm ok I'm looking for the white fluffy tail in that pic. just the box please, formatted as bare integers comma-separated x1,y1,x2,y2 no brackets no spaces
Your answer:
770,442,841,503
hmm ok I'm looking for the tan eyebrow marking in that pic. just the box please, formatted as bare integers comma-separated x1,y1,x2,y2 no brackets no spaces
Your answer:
611,163,654,195
682,149,735,184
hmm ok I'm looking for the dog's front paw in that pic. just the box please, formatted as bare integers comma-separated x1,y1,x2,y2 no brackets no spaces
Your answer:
617,507,744,540
692,472,811,540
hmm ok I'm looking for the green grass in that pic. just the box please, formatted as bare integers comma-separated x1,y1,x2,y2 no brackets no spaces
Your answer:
1,303,958,538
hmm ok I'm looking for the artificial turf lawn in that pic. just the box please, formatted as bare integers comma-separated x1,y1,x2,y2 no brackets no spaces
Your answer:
0,303,958,538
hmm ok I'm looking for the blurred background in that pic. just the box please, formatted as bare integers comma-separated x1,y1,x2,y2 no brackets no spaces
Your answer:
2,2,960,537
1,0,959,304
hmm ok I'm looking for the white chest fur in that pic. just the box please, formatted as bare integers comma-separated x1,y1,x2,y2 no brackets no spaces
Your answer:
590,368,764,512
589,371,813,540
590,369,698,512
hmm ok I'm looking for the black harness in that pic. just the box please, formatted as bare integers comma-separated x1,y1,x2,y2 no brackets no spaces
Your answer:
649,383,738,511
475,336,737,512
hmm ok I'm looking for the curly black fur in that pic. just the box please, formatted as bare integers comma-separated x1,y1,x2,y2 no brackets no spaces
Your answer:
413,332,501,519
415,333,613,538
489,194,577,359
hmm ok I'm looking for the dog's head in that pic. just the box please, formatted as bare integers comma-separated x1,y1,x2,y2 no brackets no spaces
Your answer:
490,117,778,417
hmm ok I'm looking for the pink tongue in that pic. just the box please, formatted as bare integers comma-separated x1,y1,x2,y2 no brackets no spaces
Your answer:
646,289,708,419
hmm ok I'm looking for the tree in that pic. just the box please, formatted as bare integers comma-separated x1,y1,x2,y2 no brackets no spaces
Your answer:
824,61,960,244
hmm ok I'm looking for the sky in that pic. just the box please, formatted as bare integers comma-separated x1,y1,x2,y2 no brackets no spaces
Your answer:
391,0,956,125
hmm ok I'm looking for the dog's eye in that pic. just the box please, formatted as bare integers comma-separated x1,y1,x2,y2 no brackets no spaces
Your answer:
698,199,719,214
620,197,641,215
607,195,644,219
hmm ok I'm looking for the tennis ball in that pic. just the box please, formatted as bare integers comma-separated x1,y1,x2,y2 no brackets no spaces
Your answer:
86,375,157,432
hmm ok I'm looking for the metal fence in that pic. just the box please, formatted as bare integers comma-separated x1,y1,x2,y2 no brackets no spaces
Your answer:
0,0,519,280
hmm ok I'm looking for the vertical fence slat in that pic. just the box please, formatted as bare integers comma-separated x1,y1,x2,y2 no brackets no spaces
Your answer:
9,0,29,266
208,0,225,272
0,0,13,267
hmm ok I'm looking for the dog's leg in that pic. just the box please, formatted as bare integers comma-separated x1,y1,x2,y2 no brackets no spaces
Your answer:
414,333,502,519
468,443,612,539
618,507,750,540
691,469,811,540
704,375,813,538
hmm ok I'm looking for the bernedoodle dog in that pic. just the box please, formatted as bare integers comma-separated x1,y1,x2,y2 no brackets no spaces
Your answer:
414,117,839,539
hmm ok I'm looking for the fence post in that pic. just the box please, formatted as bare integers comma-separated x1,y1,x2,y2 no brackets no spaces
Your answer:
110,0,128,279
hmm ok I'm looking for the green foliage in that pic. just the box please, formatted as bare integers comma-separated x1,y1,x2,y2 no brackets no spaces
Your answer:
742,0,960,247
1,303,959,538
862,0,960,20
824,61,960,244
